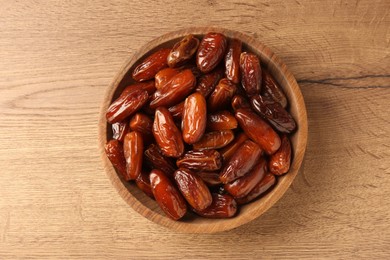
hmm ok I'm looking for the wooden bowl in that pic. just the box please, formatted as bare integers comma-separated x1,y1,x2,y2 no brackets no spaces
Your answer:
98,27,308,233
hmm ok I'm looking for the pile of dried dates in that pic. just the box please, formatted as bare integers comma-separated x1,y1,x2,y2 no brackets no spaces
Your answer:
105,32,296,220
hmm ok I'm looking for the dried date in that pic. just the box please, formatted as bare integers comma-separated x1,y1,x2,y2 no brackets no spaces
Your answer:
197,33,227,73
176,150,222,171
150,169,187,220
152,107,184,158
235,108,281,155
174,168,212,211
250,94,296,133
219,140,262,184
132,48,171,82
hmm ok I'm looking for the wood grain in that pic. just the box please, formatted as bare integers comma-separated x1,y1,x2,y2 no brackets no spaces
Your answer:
0,0,389,258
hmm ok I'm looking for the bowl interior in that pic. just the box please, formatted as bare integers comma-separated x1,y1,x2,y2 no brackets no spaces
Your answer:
99,27,308,233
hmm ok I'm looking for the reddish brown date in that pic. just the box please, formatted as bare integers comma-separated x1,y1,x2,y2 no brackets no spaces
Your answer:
194,193,237,218
168,101,184,120
225,38,242,84
155,68,179,90
235,108,281,155
132,48,171,82
176,150,222,171
106,89,149,124
250,95,296,133
129,113,154,144
105,139,127,180
219,140,262,184
224,157,267,198
240,52,262,96
123,132,144,180
197,171,222,186
150,169,187,220
193,130,234,150
149,69,196,109
174,168,212,211
269,135,292,175
219,132,248,162
167,34,200,67
153,107,184,158
135,171,154,198
207,111,237,131
261,70,288,108
231,94,250,111
182,93,207,144
207,78,237,112
144,144,176,176
195,67,224,98
196,33,227,73
236,173,276,205
112,121,129,142
121,81,156,96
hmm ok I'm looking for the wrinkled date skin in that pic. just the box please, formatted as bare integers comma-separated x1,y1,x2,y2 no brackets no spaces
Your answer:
195,67,224,98
149,69,196,109
250,95,296,133
106,89,149,124
261,70,288,108
235,108,281,155
144,144,176,176
167,34,200,68
129,113,154,144
136,171,154,198
153,107,185,158
182,93,207,144
176,150,222,171
219,132,248,162
240,52,262,96
196,32,227,73
174,168,212,211
132,48,171,82
168,101,184,120
150,169,187,220
231,94,250,111
105,139,127,180
224,157,267,198
112,121,129,142
123,132,144,180
236,173,276,205
269,134,292,175
194,193,237,218
207,78,237,112
193,130,234,150
155,68,180,90
207,111,237,131
121,81,156,97
197,171,222,186
225,38,242,84
219,140,262,184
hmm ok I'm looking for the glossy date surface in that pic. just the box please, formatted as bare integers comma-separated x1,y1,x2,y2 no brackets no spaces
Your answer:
152,107,184,158
196,33,227,73
176,149,222,171
235,108,281,155
150,169,187,220
174,168,212,211
250,94,296,133
219,140,262,184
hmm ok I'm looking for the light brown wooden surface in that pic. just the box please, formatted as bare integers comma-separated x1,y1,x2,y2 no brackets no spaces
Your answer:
0,0,389,258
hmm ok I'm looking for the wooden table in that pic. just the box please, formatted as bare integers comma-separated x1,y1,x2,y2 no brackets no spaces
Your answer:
1,1,389,258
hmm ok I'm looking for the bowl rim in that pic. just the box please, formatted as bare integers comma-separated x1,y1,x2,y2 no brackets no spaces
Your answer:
98,26,308,233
